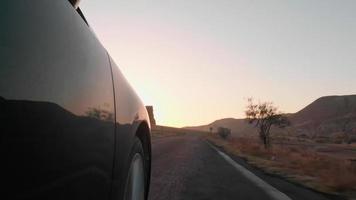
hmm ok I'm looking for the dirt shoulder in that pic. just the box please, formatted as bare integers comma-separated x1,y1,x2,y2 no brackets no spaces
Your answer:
206,134,356,200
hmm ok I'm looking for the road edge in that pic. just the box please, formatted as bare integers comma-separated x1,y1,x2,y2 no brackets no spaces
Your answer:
205,141,292,200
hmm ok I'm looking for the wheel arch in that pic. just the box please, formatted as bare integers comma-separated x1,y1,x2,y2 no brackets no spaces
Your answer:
135,121,151,198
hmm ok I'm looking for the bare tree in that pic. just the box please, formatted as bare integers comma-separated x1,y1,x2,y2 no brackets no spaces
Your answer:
245,98,290,148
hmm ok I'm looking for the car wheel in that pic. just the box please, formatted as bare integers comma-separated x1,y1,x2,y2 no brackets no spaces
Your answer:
124,138,146,200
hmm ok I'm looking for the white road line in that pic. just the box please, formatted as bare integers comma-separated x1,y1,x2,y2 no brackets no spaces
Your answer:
206,141,292,200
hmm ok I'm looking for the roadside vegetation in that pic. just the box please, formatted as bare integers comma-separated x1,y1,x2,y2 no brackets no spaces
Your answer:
207,132,356,199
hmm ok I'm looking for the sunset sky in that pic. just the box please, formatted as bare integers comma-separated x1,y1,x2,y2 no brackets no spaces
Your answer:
81,0,356,127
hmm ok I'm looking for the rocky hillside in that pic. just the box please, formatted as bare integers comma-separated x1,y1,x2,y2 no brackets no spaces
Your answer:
291,95,356,137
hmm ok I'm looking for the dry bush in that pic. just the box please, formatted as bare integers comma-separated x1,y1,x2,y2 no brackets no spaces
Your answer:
318,161,356,192
209,135,356,195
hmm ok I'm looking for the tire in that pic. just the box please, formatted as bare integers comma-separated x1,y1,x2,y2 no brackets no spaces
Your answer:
123,137,147,200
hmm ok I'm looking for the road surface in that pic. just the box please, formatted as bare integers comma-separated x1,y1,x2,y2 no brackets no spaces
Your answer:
148,135,342,200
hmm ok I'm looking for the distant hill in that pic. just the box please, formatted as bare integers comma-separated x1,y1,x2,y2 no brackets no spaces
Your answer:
185,95,356,138
291,95,356,137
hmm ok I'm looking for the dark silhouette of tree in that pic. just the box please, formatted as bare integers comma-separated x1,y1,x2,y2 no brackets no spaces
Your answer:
245,98,290,149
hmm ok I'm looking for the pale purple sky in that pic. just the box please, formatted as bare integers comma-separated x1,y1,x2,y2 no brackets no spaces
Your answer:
81,0,356,127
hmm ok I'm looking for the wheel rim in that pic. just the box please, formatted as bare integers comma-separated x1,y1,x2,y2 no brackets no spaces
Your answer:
124,153,145,200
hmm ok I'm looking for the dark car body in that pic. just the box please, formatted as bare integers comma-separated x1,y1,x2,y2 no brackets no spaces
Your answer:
0,0,151,199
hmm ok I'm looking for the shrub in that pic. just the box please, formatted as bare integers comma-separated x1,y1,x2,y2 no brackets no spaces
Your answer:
217,127,231,139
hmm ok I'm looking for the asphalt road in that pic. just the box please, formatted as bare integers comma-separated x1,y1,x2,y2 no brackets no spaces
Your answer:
148,135,343,200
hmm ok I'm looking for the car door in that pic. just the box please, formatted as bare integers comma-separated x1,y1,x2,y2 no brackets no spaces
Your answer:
0,0,115,199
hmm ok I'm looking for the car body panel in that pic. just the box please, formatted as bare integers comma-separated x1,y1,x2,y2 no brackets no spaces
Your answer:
0,0,150,199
